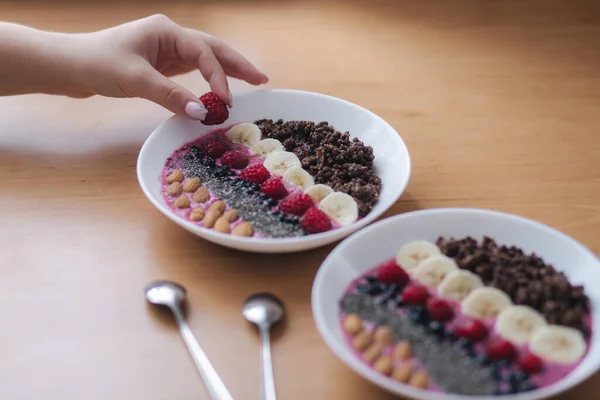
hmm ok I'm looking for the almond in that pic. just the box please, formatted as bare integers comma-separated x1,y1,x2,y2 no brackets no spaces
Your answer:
362,344,383,364
373,356,394,376
166,170,184,183
393,341,412,360
167,182,183,196
193,186,209,203
182,177,201,192
202,211,220,228
232,222,254,237
208,200,225,215
392,364,413,383
343,314,363,335
174,195,190,209
190,208,206,221
223,209,239,223
352,331,372,351
373,326,394,346
214,217,231,234
408,370,429,389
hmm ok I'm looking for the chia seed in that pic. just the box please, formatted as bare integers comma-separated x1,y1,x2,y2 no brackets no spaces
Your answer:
340,293,498,395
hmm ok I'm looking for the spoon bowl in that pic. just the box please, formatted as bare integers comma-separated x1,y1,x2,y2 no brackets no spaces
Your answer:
145,280,187,308
243,293,285,328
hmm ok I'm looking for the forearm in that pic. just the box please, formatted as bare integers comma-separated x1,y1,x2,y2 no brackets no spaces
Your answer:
0,22,81,96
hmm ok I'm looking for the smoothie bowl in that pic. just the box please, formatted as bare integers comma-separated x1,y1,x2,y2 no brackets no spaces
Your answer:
312,208,600,400
137,89,410,253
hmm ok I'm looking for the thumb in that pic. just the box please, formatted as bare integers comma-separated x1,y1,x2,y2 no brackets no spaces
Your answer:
132,66,207,121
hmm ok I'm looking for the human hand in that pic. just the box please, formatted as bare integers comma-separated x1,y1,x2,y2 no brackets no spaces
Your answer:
66,15,267,119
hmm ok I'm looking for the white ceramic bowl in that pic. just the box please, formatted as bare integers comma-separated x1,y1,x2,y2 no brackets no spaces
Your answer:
137,89,410,253
312,208,600,400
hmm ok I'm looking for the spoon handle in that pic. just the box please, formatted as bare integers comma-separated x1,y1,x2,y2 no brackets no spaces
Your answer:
259,326,277,400
173,307,235,400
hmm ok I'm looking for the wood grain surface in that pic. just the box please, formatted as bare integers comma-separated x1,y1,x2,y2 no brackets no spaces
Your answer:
0,1,599,399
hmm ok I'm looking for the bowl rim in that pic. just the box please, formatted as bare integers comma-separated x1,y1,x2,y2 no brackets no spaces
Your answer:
311,207,600,400
136,88,412,247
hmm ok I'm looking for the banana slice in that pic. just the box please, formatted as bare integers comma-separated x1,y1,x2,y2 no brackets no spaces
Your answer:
225,123,262,147
412,255,459,287
319,192,359,226
251,138,284,157
529,325,587,364
263,151,302,176
395,240,441,272
283,166,315,190
461,287,513,319
495,305,548,345
304,184,334,203
437,269,484,302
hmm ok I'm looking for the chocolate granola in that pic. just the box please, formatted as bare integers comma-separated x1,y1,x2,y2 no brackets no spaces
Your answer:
255,119,381,217
436,236,590,333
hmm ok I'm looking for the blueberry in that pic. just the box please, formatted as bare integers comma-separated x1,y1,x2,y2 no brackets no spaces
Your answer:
394,298,405,308
355,284,371,294
241,180,250,188
380,284,399,302
267,198,278,207
510,370,528,383
427,321,445,338
272,211,286,221
365,276,379,285
407,305,428,325
519,381,537,392
203,157,216,168
489,365,501,380
190,145,202,154
258,193,270,201
251,184,261,191
455,338,476,356
475,354,492,366
443,329,456,342
184,154,194,161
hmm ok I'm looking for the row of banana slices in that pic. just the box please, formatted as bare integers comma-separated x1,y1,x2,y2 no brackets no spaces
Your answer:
396,240,588,365
225,123,359,226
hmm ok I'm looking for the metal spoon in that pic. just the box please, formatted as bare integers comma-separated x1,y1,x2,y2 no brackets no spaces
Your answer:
145,280,234,400
242,293,285,400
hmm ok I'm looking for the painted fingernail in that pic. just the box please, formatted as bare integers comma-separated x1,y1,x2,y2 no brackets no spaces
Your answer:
262,73,269,83
184,101,207,120
228,90,233,107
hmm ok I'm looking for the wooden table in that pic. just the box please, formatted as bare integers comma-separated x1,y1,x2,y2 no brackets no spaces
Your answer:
1,1,599,399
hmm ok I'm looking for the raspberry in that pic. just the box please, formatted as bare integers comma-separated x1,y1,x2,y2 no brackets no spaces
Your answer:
301,207,332,234
401,285,430,306
487,339,516,361
455,319,488,342
261,177,288,200
203,141,227,158
240,164,271,184
199,92,229,125
220,151,249,169
426,298,454,322
518,353,543,374
378,260,409,286
279,193,314,216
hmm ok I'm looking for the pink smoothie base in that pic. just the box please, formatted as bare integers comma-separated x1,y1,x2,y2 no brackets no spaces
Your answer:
159,125,344,238
339,260,592,394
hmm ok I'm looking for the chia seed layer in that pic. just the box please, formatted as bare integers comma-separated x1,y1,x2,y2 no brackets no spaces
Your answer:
173,151,305,238
340,293,498,395
255,119,381,217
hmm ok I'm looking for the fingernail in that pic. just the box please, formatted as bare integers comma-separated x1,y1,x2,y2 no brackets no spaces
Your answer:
262,73,269,83
184,101,207,120
228,90,233,107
